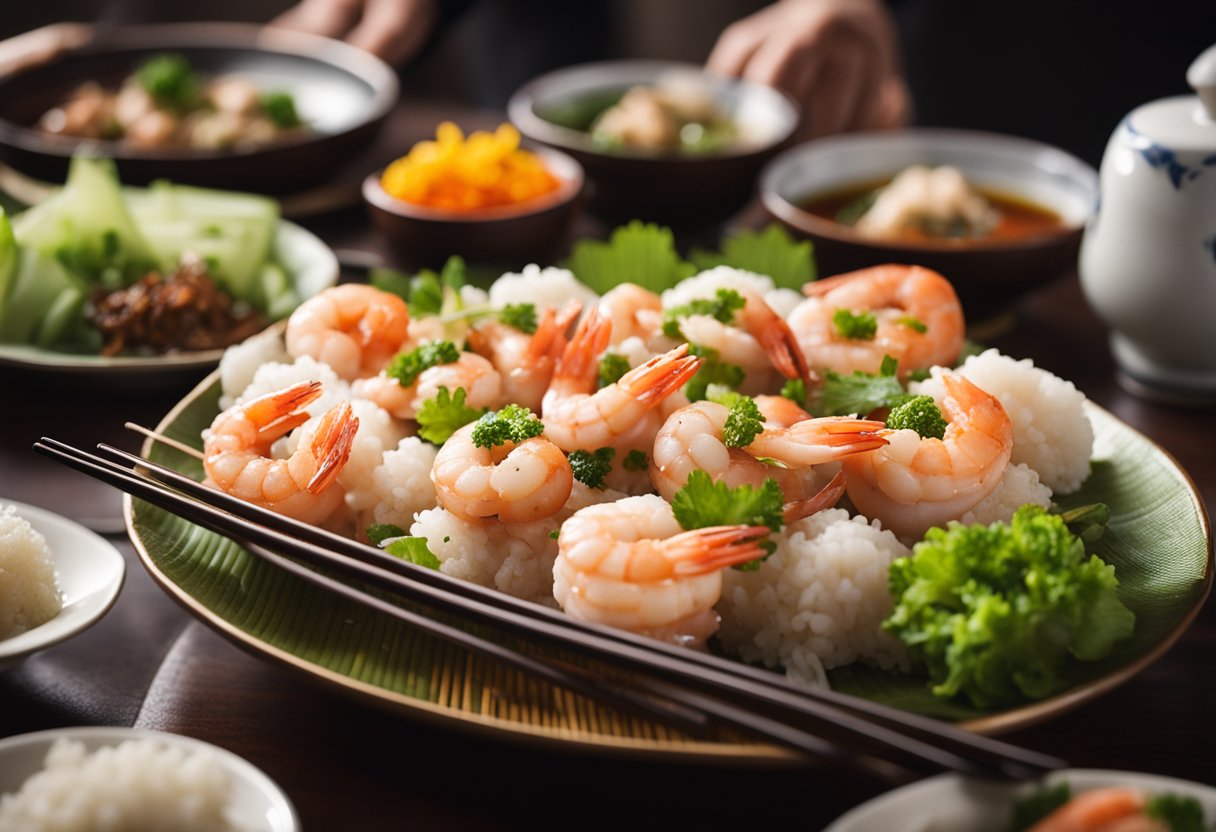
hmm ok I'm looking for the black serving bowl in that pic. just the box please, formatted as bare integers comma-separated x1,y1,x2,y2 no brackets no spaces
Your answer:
363,146,584,271
0,23,398,195
760,128,1099,322
508,61,799,229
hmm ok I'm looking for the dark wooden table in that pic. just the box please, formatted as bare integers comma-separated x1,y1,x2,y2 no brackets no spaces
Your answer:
1,105,1213,831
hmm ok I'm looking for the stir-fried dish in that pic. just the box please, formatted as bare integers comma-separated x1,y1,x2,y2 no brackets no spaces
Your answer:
37,53,306,151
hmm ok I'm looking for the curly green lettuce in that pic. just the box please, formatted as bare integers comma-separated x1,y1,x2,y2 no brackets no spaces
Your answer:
884,504,1135,708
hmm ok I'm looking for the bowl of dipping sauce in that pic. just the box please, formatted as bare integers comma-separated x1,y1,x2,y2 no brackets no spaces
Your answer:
363,122,584,270
508,61,799,229
760,129,1098,321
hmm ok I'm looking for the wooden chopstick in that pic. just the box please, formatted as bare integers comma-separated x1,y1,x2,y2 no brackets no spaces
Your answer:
97,441,1066,780
35,437,1066,780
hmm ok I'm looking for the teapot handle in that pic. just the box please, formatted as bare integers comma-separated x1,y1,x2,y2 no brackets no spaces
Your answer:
1188,43,1216,120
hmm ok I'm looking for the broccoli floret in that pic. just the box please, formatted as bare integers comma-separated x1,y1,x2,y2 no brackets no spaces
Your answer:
886,394,948,439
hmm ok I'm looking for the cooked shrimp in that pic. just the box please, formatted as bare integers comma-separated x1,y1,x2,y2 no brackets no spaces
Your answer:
598,283,663,346
286,284,411,380
351,350,503,420
787,264,964,378
467,300,580,412
203,380,358,525
125,109,179,148
683,286,809,384
649,400,886,501
1028,787,1159,832
553,494,771,646
431,422,573,523
842,373,1013,539
542,307,701,452
755,393,813,428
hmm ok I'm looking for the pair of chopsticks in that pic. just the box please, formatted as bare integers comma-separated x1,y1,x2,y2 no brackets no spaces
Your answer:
34,436,1066,782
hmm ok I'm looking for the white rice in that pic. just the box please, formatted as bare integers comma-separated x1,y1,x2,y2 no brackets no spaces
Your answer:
218,328,290,408
359,437,439,530
223,356,351,416
0,505,61,640
911,349,1093,494
0,737,254,832
413,482,624,607
488,264,598,313
330,399,410,516
659,265,802,318
716,508,912,688
959,463,1053,527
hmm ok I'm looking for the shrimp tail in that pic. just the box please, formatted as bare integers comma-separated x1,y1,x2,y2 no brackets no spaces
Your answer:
756,314,813,384
527,299,583,363
1026,787,1147,832
666,525,772,576
783,470,847,524
785,417,890,450
619,344,702,406
554,306,613,393
304,403,359,494
243,380,323,444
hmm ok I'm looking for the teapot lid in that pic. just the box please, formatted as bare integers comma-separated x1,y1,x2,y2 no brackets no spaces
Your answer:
1127,43,1216,151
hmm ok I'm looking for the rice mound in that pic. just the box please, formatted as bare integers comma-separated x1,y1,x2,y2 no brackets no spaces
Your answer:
488,264,599,313
360,437,439,530
911,348,1093,493
0,504,62,640
414,483,624,607
960,463,1052,527
0,737,255,832
660,265,802,318
226,356,351,416
218,327,290,407
716,508,911,688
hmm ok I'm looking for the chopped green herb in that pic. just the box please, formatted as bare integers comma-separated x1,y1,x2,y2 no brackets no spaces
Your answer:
383,536,441,570
416,387,487,445
832,308,878,340
623,450,648,471
1052,502,1111,544
499,303,538,334
1006,782,1071,832
548,529,560,540
897,315,928,334
260,91,301,128
907,368,932,382
597,353,631,388
366,523,406,545
569,447,615,489
815,355,911,416
136,53,199,108
386,340,460,387
688,224,816,291
1145,794,1207,832
563,221,695,294
780,377,807,407
671,471,783,569
886,394,947,439
722,395,764,448
661,288,745,339
683,345,745,402
471,404,545,448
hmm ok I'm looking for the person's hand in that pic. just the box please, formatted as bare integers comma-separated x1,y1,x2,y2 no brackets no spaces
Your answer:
706,0,910,137
270,0,437,66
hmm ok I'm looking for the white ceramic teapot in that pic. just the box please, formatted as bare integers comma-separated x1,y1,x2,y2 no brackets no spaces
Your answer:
1079,44,1216,403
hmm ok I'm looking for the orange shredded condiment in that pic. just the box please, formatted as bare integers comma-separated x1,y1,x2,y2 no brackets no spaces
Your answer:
380,122,561,211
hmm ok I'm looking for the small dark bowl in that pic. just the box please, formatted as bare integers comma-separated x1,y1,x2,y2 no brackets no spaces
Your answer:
363,147,584,271
760,129,1099,322
508,61,799,229
0,23,399,195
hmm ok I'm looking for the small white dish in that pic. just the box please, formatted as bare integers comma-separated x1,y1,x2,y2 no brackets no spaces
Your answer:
824,768,1216,832
0,500,125,672
0,726,299,832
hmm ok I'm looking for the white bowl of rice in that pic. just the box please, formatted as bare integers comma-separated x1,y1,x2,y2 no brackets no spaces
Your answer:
0,726,299,831
0,500,125,672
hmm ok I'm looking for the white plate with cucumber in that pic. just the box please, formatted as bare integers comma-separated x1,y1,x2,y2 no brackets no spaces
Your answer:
0,155,338,382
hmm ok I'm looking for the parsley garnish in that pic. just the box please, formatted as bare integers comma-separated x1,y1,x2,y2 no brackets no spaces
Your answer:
386,340,460,387
597,353,630,388
780,377,807,407
563,221,695,294
661,288,746,339
815,355,911,417
416,387,487,445
897,315,928,334
623,450,648,471
721,395,765,448
136,53,199,108
569,447,615,489
833,308,878,340
471,404,545,448
683,345,745,402
671,471,783,570
499,303,538,334
688,224,816,291
384,537,441,570
366,524,406,545
260,91,301,128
